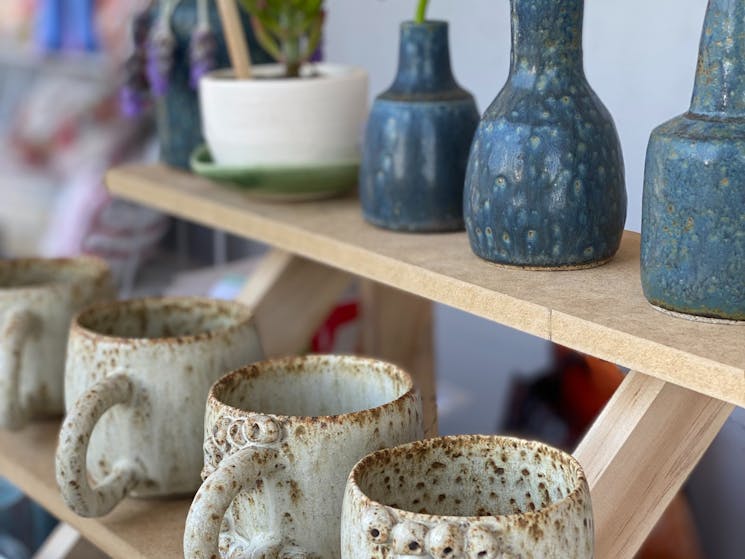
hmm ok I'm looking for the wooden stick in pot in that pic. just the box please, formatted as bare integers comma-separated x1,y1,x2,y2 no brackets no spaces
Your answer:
216,0,253,79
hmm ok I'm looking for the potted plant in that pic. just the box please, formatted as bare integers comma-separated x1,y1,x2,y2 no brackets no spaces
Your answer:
359,0,479,231
196,0,368,198
120,0,272,169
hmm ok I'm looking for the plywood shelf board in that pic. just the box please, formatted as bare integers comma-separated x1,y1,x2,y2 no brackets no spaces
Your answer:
0,421,186,559
106,165,745,408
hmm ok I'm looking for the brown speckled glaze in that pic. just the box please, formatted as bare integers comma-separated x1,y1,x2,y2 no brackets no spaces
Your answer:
0,257,114,430
184,355,424,559
55,297,262,517
342,435,594,558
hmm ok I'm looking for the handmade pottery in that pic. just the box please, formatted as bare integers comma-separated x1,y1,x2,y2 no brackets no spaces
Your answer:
199,64,368,168
360,21,479,232
55,297,262,517
0,257,114,430
641,0,745,321
183,355,423,559
153,0,271,169
342,435,594,558
464,0,627,269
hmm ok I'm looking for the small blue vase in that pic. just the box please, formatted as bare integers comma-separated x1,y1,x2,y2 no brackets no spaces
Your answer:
641,0,745,321
360,21,479,232
464,0,627,269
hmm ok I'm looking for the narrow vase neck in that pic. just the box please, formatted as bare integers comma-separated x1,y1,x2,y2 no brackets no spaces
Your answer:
388,21,458,95
691,0,745,117
510,0,584,75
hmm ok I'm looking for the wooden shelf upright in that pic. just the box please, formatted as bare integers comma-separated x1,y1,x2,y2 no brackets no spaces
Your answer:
1,163,742,558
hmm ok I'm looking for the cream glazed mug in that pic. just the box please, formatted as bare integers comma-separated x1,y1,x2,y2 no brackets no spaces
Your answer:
0,257,114,430
342,435,594,558
55,297,263,517
183,355,424,559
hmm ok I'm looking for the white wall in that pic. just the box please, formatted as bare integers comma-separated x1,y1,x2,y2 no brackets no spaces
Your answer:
326,1,745,557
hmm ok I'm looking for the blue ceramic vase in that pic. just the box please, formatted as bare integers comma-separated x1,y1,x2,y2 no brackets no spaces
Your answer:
154,1,270,169
464,0,627,269
641,0,745,321
360,21,479,232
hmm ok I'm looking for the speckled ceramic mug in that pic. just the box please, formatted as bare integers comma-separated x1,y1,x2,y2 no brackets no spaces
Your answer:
0,257,114,430
184,355,424,559
55,297,262,518
342,435,594,558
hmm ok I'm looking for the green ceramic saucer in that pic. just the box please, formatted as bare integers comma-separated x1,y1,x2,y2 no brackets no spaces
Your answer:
190,145,359,201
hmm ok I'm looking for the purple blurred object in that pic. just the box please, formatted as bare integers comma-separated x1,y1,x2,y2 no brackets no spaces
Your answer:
146,26,176,97
310,36,324,63
119,86,148,118
119,10,152,118
189,26,217,88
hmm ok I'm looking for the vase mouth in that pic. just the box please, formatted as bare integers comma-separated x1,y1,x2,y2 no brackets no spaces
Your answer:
401,19,448,29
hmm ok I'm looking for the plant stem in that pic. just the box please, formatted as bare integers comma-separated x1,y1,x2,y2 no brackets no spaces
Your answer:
415,0,429,24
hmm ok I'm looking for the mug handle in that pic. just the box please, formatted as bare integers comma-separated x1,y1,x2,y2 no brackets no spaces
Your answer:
184,447,307,559
55,373,142,517
0,307,36,430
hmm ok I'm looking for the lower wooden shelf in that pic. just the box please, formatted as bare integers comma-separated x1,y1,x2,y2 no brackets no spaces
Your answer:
0,421,187,559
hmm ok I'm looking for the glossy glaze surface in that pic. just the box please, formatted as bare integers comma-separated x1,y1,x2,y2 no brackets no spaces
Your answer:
641,0,745,320
360,21,479,232
464,0,626,268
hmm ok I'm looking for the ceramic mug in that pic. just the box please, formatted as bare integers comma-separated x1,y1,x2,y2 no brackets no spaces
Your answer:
55,297,262,517
184,355,424,559
342,435,594,558
0,257,114,430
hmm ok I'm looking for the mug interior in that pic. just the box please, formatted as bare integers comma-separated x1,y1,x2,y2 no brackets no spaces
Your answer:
214,356,412,417
356,436,583,518
76,298,250,340
0,258,104,289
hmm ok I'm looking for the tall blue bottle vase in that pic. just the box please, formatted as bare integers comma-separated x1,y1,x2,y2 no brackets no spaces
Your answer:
641,0,745,322
360,21,479,232
464,0,627,269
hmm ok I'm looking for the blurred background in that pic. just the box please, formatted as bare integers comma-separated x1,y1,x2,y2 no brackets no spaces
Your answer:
0,0,743,558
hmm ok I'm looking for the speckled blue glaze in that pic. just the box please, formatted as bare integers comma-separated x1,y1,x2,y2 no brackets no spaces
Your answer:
360,21,479,232
463,0,627,268
641,0,745,321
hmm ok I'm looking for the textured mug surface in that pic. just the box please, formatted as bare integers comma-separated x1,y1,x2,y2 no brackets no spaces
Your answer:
360,21,480,232
183,355,424,559
464,0,627,269
0,257,114,430
641,0,745,321
55,297,262,517
342,435,594,558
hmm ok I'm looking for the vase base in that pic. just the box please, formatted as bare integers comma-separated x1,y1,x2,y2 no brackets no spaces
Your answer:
480,256,614,272
363,214,465,234
650,304,744,324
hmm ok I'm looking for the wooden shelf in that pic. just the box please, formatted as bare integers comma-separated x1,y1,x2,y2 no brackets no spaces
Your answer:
0,421,187,559
2,163,735,559
106,164,745,408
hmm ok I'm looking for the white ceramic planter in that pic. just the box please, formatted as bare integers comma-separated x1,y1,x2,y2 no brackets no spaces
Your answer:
200,64,369,167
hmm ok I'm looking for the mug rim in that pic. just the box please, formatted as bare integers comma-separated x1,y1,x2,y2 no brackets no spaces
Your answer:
0,256,111,294
70,296,256,346
347,434,589,523
208,354,418,423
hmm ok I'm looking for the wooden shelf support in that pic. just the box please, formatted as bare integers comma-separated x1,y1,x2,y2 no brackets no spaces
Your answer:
237,249,354,357
359,281,438,437
574,370,734,559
